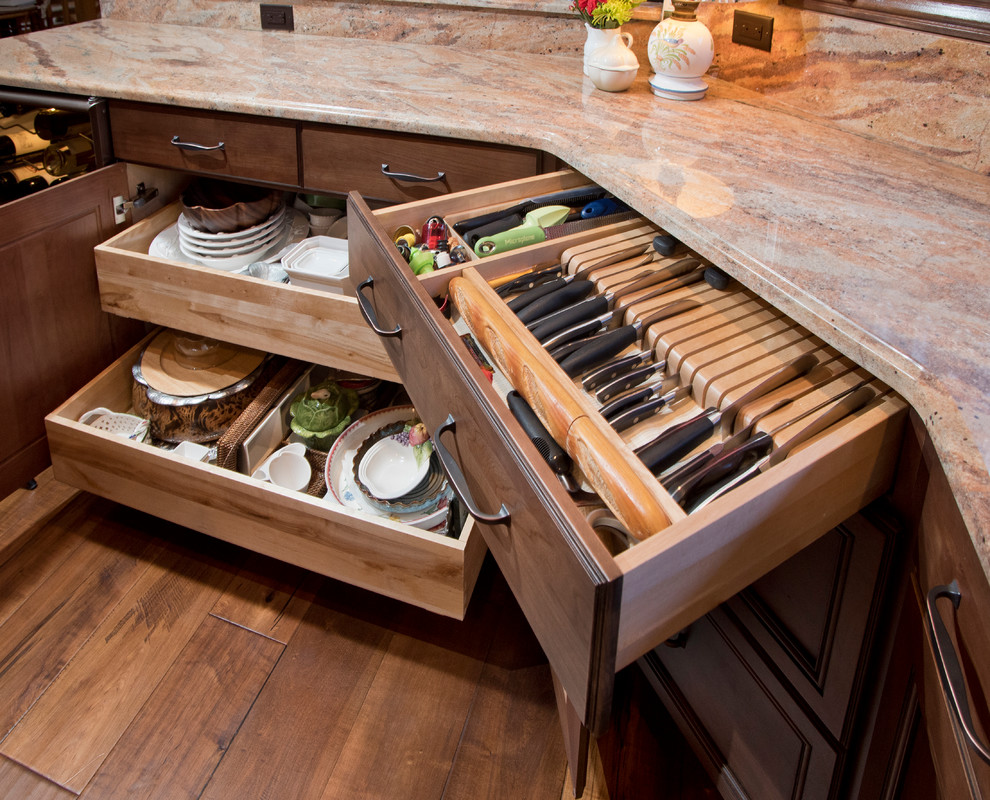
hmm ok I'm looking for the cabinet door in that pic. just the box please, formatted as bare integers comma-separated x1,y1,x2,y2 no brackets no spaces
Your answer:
0,164,145,498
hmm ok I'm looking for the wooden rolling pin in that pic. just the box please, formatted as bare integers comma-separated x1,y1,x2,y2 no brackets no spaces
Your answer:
449,270,678,540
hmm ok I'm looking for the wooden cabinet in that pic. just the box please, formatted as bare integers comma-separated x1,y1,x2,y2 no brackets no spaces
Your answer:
0,165,144,498
345,171,908,736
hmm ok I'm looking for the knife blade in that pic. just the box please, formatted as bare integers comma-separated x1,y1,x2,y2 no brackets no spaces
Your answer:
634,354,819,474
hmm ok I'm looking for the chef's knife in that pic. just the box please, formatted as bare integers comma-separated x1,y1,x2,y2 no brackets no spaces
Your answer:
557,299,699,377
634,354,819,474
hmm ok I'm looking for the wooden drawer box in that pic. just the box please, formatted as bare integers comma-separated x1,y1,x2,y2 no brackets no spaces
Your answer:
301,125,544,203
109,102,299,187
345,171,908,734
44,334,485,619
94,193,398,383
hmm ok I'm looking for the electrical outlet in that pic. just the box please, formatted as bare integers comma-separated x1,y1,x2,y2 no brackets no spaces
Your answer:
260,3,293,31
732,10,773,52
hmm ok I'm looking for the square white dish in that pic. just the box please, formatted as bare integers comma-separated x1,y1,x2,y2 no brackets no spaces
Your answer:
282,236,351,294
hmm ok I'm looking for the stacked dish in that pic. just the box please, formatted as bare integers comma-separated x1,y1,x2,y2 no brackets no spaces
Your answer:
325,406,452,531
176,201,288,271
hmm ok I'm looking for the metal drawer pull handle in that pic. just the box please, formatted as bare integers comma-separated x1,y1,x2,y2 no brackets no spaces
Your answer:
434,415,510,525
925,580,990,764
170,135,226,152
355,277,401,338
381,164,446,183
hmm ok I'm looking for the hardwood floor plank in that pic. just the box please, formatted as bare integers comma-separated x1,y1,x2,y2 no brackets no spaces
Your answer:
441,584,567,800
0,533,240,792
0,492,107,630
209,553,317,643
199,581,395,800
0,469,79,555
78,615,282,800
0,754,75,800
318,568,507,800
0,513,163,741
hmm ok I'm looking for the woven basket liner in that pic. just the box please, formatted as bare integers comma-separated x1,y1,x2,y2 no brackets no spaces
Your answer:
215,357,309,472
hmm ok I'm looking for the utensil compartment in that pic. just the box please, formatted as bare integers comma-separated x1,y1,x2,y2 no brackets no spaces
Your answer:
94,200,398,381
346,172,908,733
44,334,484,620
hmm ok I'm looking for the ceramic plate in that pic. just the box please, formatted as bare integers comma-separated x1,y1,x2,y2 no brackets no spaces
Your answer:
325,406,451,530
177,204,286,242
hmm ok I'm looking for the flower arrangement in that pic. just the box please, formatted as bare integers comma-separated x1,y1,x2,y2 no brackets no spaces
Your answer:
572,0,644,29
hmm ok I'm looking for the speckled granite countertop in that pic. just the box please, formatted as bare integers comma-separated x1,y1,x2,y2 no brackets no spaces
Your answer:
2,20,988,571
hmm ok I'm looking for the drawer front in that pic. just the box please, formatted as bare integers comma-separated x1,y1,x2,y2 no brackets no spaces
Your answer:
109,102,299,186
725,510,894,742
348,195,624,733
95,202,399,382
302,126,542,203
644,612,840,800
44,336,484,619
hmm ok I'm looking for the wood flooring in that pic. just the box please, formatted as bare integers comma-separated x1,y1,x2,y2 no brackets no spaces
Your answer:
0,470,612,800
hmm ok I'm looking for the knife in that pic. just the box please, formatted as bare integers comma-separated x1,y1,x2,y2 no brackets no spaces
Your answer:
453,186,608,238
606,384,693,432
524,257,700,332
494,264,563,298
595,361,667,402
581,350,652,391
533,267,705,346
634,354,819,475
684,385,877,512
556,300,699,377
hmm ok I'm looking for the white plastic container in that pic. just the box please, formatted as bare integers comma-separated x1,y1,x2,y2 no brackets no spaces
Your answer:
281,236,350,294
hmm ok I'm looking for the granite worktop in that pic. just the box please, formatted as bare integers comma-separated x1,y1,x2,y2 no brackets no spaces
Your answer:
1,20,988,570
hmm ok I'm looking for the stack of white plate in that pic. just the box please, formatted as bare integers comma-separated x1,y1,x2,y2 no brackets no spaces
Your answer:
175,204,289,271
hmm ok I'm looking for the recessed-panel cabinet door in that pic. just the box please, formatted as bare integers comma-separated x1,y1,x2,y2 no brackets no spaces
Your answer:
0,164,144,499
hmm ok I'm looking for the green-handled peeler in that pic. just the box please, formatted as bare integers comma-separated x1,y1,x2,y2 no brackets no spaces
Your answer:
473,205,571,257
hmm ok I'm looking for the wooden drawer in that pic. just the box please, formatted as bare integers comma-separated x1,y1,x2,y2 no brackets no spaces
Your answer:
109,101,299,186
642,612,840,800
346,171,908,734
301,125,543,203
43,334,485,619
94,199,398,383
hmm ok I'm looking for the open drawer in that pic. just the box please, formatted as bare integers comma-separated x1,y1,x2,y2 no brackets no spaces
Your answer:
44,334,485,619
94,198,398,382
346,173,908,733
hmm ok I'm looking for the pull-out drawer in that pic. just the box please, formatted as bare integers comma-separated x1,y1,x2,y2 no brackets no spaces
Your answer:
346,171,908,733
94,199,398,382
301,125,544,203
44,334,485,619
109,102,299,187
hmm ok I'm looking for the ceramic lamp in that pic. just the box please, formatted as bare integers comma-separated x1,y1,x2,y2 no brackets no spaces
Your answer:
647,0,714,101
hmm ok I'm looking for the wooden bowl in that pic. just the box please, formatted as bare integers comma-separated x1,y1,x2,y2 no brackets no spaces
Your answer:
180,179,284,234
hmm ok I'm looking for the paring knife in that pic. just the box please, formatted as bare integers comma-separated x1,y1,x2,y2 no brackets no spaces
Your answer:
524,256,699,333
556,299,699,378
684,385,877,512
534,266,705,347
634,354,820,475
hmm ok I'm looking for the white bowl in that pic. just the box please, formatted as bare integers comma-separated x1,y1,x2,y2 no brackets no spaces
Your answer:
357,435,431,499
588,64,637,93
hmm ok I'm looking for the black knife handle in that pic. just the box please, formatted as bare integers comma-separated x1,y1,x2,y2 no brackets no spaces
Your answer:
559,325,640,378
608,394,672,433
581,351,650,391
530,295,609,342
674,432,773,507
596,362,664,403
540,315,607,349
600,384,659,422
636,410,718,474
516,280,593,323
506,276,566,312
548,331,608,362
506,391,572,474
